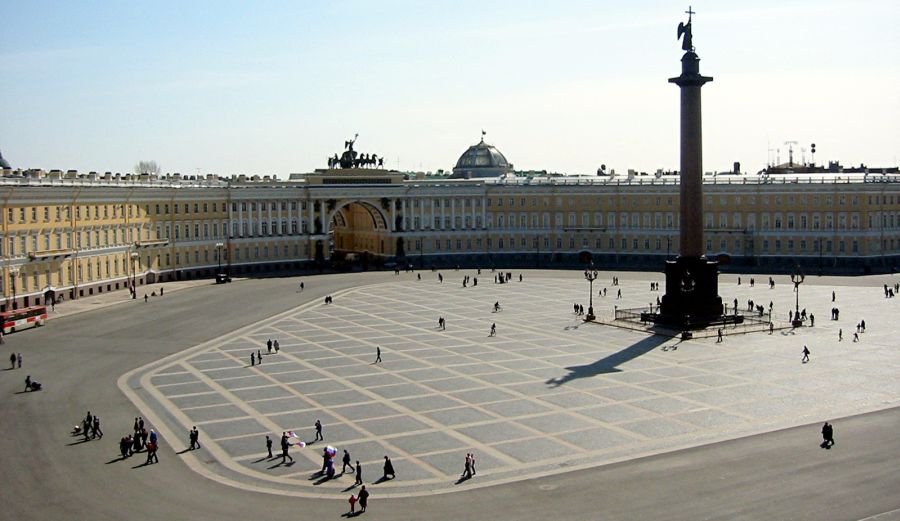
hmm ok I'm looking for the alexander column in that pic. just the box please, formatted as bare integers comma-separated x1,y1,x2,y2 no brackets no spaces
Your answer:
657,8,727,327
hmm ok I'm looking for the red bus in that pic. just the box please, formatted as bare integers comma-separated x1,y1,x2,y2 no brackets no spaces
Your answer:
1,306,48,334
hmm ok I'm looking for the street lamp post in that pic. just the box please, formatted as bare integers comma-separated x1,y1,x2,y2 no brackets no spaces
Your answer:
9,267,19,310
130,252,139,299
584,263,599,321
791,266,805,327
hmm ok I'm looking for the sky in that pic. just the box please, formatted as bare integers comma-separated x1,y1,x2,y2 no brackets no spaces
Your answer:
1,1,898,177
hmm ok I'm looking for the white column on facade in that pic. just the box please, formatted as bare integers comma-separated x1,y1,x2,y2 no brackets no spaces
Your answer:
440,199,446,230
249,202,255,236
237,201,243,237
419,197,424,230
257,201,263,236
248,202,253,236
267,199,273,236
451,198,456,230
308,199,315,234
228,201,234,238
286,200,292,235
481,196,487,229
402,198,408,230
471,198,477,229
428,197,437,229
390,199,396,232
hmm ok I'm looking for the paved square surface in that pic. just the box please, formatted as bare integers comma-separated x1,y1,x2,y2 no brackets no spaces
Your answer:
124,272,900,497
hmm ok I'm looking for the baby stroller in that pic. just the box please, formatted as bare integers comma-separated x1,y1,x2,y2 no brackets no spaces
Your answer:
25,375,42,391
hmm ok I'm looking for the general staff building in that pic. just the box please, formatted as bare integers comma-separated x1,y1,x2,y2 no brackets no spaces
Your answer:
0,141,898,311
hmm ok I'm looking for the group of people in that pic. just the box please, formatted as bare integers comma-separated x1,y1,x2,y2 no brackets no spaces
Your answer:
117,416,159,464
8,352,22,369
142,285,165,303
461,452,477,479
75,411,103,440
251,338,282,366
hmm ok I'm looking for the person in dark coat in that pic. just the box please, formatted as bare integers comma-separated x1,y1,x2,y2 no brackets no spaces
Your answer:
358,485,369,512
821,422,835,448
342,449,354,474
280,432,293,463
383,455,395,480
355,461,363,485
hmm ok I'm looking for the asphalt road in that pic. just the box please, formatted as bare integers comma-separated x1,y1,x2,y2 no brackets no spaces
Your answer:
1,270,898,521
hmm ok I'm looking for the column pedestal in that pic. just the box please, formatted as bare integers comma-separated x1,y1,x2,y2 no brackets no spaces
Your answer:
654,255,734,328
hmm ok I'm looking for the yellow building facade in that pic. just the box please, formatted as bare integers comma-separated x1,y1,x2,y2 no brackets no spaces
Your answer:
1,167,898,311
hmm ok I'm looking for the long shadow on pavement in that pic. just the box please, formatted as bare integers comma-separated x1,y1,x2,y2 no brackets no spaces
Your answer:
546,334,669,387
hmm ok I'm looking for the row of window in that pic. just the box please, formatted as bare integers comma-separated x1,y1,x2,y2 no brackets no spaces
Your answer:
4,204,141,224
411,235,863,255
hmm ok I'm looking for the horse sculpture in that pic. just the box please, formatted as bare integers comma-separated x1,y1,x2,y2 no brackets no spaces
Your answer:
328,135,386,169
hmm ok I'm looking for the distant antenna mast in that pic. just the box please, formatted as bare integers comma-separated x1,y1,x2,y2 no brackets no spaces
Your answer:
810,143,816,166
784,140,798,167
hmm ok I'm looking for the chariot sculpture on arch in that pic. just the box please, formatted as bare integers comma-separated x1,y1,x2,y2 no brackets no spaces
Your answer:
328,134,384,169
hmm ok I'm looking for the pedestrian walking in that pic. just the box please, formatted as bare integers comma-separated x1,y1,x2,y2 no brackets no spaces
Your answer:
189,426,201,450
267,339,273,353
375,346,382,363
810,314,815,327
470,452,476,475
251,352,255,366
348,494,357,514
802,345,810,363
9,353,15,369
92,416,103,439
821,422,835,448
717,329,723,343
273,340,280,353
281,432,293,463
266,435,273,458
383,455,395,480
832,291,836,302
257,349,262,364
489,323,496,336
839,328,843,341
853,332,859,342
314,419,323,441
358,485,369,513
342,449,354,474
462,453,472,479
146,440,159,464
355,461,363,485
16,353,22,369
